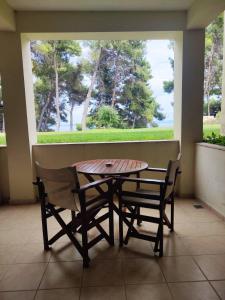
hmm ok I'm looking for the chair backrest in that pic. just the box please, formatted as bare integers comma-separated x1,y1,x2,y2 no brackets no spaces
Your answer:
164,154,181,199
35,162,80,211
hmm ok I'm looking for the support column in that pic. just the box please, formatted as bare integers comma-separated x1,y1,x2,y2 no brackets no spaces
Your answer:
174,30,205,197
0,32,36,203
221,11,225,136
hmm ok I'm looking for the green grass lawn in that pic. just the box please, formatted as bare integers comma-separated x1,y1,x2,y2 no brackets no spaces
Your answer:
0,124,221,145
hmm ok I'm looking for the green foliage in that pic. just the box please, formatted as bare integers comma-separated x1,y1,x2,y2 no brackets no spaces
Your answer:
93,105,120,128
163,81,174,94
203,98,221,116
89,40,164,128
204,13,224,115
204,132,225,146
76,123,82,131
31,40,82,131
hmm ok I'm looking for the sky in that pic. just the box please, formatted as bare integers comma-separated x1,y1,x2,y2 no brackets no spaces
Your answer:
61,40,174,130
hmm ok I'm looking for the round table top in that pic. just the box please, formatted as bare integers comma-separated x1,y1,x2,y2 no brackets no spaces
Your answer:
74,159,148,176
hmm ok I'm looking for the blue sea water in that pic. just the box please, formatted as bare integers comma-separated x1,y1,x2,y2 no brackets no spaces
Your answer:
155,119,173,128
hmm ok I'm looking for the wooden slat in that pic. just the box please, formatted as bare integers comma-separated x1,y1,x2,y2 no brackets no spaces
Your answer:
75,159,148,176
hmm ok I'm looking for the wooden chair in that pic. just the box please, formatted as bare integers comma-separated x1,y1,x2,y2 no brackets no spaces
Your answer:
118,156,181,257
136,153,181,231
34,162,114,268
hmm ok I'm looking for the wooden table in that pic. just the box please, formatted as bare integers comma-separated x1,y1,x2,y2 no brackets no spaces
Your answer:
75,159,148,177
74,158,148,196
74,159,148,227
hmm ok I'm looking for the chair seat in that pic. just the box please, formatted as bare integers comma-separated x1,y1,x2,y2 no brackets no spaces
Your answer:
136,188,160,197
121,195,160,209
136,189,172,204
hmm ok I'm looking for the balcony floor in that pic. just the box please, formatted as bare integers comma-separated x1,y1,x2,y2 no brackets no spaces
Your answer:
0,199,225,299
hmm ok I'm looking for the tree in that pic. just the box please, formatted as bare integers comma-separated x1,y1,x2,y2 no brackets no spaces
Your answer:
81,42,103,130
63,63,87,131
203,98,221,116
32,40,81,131
204,13,223,116
89,40,164,128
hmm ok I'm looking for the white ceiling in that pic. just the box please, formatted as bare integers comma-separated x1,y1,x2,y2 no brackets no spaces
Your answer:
6,0,196,11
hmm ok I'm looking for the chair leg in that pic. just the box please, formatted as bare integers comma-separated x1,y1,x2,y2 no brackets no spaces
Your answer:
41,200,49,251
124,206,137,245
71,211,77,233
119,199,123,247
170,195,174,232
137,206,142,226
109,194,114,246
81,219,89,268
159,208,164,257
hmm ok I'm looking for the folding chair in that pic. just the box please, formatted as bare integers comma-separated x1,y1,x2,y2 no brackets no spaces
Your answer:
34,162,114,268
135,153,181,231
118,156,181,257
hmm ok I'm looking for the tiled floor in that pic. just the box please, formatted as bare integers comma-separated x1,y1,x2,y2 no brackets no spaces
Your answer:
0,199,225,299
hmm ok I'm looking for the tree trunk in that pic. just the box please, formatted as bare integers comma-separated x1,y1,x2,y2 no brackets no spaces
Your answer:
70,101,75,131
132,116,136,129
81,47,102,130
37,93,51,132
53,43,60,131
111,57,119,107
205,45,215,116
2,114,5,133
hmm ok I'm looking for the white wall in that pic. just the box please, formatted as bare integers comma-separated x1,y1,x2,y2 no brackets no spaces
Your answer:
195,143,225,217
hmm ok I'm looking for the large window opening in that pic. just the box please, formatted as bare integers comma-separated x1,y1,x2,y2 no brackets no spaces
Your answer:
203,13,224,144
31,39,175,143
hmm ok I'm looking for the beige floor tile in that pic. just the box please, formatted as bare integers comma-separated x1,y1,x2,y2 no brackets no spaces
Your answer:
175,222,225,237
0,263,47,291
169,282,219,300
0,265,10,282
14,243,51,263
35,288,80,300
49,242,82,262
210,281,225,300
0,291,36,300
0,246,21,264
123,258,164,284
120,238,154,259
126,283,172,300
160,234,191,256
40,261,83,289
194,254,225,280
80,286,126,300
181,236,225,255
159,256,205,282
0,230,30,246
89,240,122,261
82,259,123,286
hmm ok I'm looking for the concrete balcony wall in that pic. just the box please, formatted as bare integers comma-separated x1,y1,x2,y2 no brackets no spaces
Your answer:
33,140,179,196
195,143,225,218
0,146,9,202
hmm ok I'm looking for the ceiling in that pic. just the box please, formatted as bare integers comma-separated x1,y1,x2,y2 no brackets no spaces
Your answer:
6,0,196,11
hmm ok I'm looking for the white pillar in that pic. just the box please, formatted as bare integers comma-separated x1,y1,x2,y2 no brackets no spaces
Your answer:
221,11,225,136
174,30,205,197
0,32,36,203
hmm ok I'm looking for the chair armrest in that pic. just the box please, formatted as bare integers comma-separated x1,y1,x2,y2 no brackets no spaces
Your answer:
146,167,167,173
77,177,113,192
118,176,170,186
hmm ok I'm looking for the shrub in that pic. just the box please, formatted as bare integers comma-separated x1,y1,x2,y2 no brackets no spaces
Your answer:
76,123,82,131
95,105,120,128
204,131,225,146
